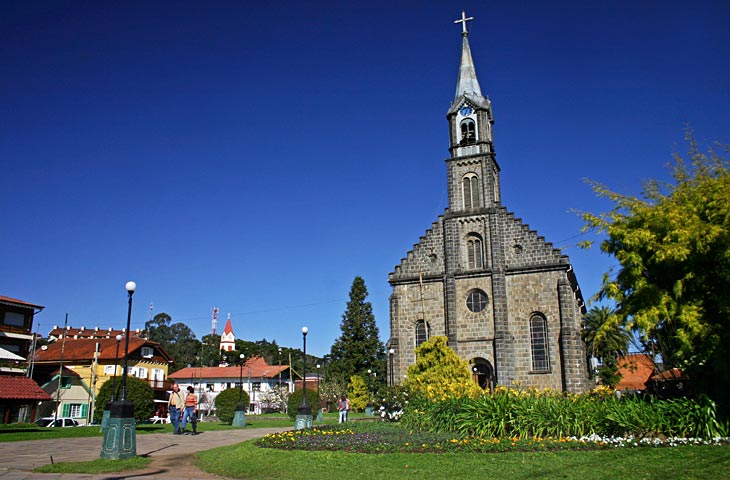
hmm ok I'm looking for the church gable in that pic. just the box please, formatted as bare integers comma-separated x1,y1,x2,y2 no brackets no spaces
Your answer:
389,215,445,281
498,207,569,270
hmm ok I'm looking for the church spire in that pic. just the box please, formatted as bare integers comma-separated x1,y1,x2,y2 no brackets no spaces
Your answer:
453,11,483,101
448,11,490,116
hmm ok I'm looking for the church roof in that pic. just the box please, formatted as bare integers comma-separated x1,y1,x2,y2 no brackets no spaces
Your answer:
222,318,234,335
448,27,490,114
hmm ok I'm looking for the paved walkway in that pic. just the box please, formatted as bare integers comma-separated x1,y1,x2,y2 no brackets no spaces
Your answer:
0,427,288,480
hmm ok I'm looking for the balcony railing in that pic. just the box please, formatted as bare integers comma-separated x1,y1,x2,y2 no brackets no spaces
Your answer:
147,379,173,390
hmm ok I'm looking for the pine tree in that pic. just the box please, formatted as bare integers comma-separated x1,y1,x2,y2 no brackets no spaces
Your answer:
327,276,386,386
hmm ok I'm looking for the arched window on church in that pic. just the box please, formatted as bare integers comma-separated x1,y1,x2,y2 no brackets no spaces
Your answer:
462,174,479,209
415,320,428,347
529,314,550,372
466,234,484,269
460,119,476,145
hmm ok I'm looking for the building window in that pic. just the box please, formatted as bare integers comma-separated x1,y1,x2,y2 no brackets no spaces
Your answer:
462,174,479,209
136,367,148,379
466,290,488,313
141,346,154,358
104,365,117,375
68,403,82,418
60,376,72,389
530,314,550,372
460,119,476,144
415,320,428,347
2,312,25,327
467,235,484,269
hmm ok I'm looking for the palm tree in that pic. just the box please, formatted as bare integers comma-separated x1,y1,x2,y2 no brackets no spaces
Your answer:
581,306,632,387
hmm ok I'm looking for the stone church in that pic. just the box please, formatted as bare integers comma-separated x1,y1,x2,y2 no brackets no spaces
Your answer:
388,13,591,393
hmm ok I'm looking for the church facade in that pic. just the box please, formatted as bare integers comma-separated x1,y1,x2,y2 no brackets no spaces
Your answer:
387,14,591,393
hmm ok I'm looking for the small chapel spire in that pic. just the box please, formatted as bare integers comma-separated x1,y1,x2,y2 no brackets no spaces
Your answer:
453,11,483,101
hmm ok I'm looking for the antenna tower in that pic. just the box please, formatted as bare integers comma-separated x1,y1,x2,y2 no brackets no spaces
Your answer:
211,307,219,335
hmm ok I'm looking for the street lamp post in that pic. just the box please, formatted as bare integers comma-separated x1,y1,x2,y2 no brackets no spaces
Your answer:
233,354,246,427
100,334,123,432
100,281,137,459
110,335,123,401
295,326,312,429
388,348,395,386
278,347,282,390
315,363,322,423
316,364,320,390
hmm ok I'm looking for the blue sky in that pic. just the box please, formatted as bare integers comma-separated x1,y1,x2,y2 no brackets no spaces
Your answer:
2,1,729,357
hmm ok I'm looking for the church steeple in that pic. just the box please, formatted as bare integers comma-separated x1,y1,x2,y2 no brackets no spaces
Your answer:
447,11,494,160
445,11,500,211
453,11,483,101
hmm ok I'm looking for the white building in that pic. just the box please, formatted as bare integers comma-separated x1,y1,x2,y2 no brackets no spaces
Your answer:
168,356,291,416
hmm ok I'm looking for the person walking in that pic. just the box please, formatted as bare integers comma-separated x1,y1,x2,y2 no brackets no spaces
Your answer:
182,385,198,434
338,394,349,423
168,382,185,434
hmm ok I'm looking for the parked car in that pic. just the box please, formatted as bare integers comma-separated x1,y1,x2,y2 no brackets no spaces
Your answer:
34,417,81,428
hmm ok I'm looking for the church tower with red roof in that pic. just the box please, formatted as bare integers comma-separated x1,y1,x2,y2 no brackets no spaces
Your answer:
219,314,236,352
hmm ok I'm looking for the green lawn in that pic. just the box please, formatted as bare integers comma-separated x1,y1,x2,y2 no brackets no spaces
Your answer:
34,456,151,474
197,441,730,480
0,416,278,442
0,412,369,442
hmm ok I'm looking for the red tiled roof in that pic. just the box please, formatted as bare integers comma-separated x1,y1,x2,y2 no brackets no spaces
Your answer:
651,367,684,381
47,326,143,340
169,356,288,381
33,337,173,363
222,318,234,335
616,353,655,391
0,375,52,401
0,295,44,310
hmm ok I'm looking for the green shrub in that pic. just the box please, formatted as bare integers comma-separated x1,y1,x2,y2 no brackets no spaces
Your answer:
93,376,154,423
347,375,369,412
402,386,727,440
287,389,320,419
215,388,250,424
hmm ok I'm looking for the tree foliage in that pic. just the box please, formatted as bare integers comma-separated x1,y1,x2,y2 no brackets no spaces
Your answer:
318,377,347,412
286,388,320,419
581,305,632,388
347,374,370,412
581,135,730,411
144,313,201,373
404,336,480,398
327,276,386,387
199,334,222,366
214,387,250,424
93,376,154,423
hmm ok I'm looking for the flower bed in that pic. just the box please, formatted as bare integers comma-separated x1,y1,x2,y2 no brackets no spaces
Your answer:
256,423,730,454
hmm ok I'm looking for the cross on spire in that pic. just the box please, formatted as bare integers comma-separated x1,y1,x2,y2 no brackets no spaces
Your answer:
454,10,474,35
